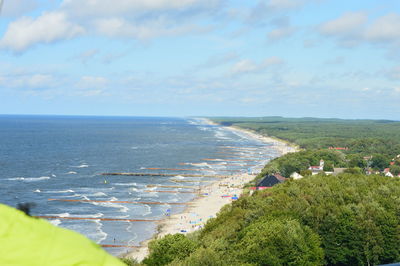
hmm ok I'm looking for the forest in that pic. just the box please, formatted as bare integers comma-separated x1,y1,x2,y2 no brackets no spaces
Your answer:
124,117,400,266
212,117,400,157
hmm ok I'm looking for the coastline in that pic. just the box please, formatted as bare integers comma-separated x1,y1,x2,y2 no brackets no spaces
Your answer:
124,118,297,262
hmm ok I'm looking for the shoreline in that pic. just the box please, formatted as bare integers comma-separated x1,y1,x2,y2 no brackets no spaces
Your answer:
124,118,297,262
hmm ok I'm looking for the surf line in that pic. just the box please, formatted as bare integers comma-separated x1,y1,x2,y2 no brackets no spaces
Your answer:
218,146,265,149
146,184,201,189
144,167,241,172
47,198,190,205
143,190,197,193
35,216,160,222
100,173,230,178
101,244,141,248
178,162,258,166
202,158,262,162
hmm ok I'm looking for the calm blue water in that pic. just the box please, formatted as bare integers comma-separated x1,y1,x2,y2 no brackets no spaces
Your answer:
0,115,279,255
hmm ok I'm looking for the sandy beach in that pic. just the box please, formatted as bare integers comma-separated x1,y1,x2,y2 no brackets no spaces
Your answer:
125,119,297,262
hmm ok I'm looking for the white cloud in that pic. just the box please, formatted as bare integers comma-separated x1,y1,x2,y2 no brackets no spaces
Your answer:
231,59,258,74
319,12,400,48
0,0,38,17
197,52,239,69
0,73,55,89
61,0,220,17
324,56,345,65
267,0,307,10
230,56,284,75
384,66,400,80
268,26,296,41
319,11,367,36
74,49,99,64
0,11,84,52
364,13,400,42
0,0,220,52
94,17,209,39
77,76,108,89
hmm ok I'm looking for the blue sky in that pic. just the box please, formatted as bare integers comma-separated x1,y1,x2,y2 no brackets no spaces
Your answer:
0,0,399,119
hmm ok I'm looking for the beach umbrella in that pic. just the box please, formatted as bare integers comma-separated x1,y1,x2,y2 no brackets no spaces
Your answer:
0,204,125,266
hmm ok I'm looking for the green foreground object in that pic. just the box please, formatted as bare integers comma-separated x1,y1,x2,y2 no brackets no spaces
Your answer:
0,204,125,266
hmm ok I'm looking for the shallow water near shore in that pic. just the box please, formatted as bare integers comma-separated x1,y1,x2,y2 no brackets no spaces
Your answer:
0,115,280,255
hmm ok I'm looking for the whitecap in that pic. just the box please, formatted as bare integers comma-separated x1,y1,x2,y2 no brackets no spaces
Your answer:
67,171,77,174
44,189,75,193
85,213,104,218
87,200,129,213
190,162,212,168
49,219,62,226
46,212,70,217
141,205,152,216
114,182,137,186
87,192,107,197
174,175,185,179
8,176,50,182
34,189,41,193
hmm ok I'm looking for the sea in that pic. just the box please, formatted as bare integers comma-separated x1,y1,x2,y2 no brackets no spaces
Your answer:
0,115,280,256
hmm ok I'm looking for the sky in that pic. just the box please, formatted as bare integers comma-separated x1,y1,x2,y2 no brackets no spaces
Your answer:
0,0,399,119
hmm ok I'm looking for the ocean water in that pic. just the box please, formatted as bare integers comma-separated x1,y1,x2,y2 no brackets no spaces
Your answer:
0,115,280,255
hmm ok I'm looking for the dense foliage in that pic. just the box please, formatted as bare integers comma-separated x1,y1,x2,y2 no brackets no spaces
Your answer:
255,149,346,179
142,174,400,265
212,117,400,157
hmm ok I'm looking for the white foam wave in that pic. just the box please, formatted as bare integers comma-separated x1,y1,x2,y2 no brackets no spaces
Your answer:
34,189,41,193
8,176,50,182
142,205,151,216
47,212,70,217
87,192,107,197
67,171,77,174
49,219,62,226
74,164,89,168
84,213,104,218
44,189,75,193
190,162,212,168
114,182,137,186
87,199,129,213
174,175,185,179
94,224,108,244
214,130,232,140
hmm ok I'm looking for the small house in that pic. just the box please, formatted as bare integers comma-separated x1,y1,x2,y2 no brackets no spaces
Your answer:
309,160,324,174
385,172,394,177
384,168,391,174
255,174,286,189
290,172,303,180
